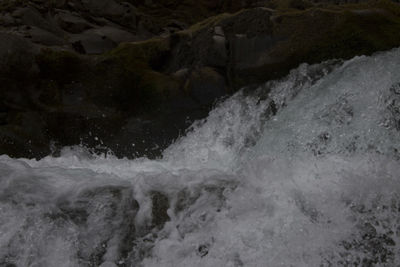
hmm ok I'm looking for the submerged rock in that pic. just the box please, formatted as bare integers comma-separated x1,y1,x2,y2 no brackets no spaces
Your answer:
151,191,170,229
57,185,139,265
0,167,141,267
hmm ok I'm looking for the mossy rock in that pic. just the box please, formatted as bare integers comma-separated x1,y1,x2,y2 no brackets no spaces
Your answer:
181,12,235,35
92,38,181,113
223,0,400,88
132,0,254,33
105,37,171,69
277,1,400,62
184,67,227,105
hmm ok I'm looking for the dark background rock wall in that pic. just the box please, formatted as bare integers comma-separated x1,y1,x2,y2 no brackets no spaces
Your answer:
1,0,400,159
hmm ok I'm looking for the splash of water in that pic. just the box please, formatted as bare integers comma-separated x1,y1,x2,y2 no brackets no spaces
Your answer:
1,48,400,266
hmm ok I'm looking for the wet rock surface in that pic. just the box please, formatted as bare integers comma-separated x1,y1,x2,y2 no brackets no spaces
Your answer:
1,0,400,159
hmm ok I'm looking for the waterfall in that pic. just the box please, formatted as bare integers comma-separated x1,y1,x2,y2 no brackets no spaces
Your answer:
1,48,400,267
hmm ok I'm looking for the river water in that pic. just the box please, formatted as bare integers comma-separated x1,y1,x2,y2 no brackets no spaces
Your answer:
1,48,400,266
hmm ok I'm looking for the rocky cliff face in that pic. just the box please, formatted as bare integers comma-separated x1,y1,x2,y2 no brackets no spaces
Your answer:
1,0,400,159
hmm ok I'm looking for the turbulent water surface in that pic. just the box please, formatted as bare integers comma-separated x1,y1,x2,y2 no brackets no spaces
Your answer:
1,49,400,266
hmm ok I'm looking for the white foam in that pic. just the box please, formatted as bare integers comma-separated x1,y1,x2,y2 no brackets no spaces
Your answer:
1,48,400,266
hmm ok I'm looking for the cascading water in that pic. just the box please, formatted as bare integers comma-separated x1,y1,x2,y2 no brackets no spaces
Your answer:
1,48,400,267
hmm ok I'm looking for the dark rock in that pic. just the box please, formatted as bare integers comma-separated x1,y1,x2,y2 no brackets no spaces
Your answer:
35,48,84,85
0,13,16,26
0,113,7,125
113,2,137,29
197,244,209,257
55,9,93,33
0,32,38,113
69,31,116,54
151,191,170,229
13,6,52,32
0,112,50,158
2,0,400,160
384,82,400,130
0,32,37,78
29,44,201,158
85,26,138,44
176,2,400,88
81,0,127,17
186,67,227,106
19,25,66,46
54,0,67,8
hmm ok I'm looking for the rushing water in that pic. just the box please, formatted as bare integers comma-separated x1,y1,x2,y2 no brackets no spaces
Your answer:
1,48,400,267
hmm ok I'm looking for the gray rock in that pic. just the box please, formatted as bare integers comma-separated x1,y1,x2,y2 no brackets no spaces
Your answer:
172,68,190,80
212,34,227,63
117,2,137,28
12,6,51,31
86,26,137,44
69,31,115,54
214,26,224,36
22,25,66,46
81,0,126,17
55,10,93,33
12,6,64,37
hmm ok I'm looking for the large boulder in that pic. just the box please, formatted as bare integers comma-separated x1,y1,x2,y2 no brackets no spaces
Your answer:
164,0,400,88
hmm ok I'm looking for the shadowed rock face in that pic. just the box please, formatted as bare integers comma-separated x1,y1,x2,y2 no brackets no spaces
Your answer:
1,0,400,159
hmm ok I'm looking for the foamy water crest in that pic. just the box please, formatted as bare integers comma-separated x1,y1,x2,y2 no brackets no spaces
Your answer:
1,48,400,267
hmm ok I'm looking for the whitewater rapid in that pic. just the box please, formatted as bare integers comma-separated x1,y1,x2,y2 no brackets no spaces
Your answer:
1,48,400,266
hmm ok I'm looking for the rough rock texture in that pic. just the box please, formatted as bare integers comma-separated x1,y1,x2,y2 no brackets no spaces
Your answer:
1,0,400,159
